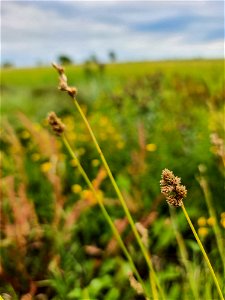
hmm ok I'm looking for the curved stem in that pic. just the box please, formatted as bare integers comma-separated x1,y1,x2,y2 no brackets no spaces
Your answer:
62,134,150,299
72,98,164,300
181,204,224,300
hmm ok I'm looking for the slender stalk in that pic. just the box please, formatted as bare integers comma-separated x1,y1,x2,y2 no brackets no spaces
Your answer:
72,98,164,300
181,204,224,300
62,134,150,299
198,175,225,273
170,208,198,299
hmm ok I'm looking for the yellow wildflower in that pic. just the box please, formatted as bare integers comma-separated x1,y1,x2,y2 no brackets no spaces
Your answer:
198,227,208,238
117,141,125,149
100,116,108,126
221,212,225,219
70,159,78,167
207,217,216,226
220,218,225,228
41,162,52,173
34,123,42,132
92,159,100,167
67,132,76,141
71,184,82,194
20,130,30,139
78,148,85,156
197,217,207,227
146,143,157,152
31,153,40,162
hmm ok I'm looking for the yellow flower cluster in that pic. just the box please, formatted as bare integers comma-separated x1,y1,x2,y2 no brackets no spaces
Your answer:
146,143,157,152
220,212,225,228
197,214,224,238
40,162,52,173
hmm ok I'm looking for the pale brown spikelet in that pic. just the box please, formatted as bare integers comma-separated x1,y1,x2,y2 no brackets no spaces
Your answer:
160,168,187,207
135,222,149,247
47,112,65,136
52,62,78,98
128,271,144,295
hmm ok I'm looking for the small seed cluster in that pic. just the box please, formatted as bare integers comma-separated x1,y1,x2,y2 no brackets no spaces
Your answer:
47,111,65,136
52,62,77,98
160,168,187,207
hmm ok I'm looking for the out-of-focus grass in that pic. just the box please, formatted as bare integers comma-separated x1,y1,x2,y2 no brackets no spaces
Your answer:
0,59,224,299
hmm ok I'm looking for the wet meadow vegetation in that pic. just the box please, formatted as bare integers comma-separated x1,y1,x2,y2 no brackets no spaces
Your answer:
0,59,224,299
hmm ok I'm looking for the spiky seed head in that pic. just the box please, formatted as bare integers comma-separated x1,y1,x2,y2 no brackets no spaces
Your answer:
47,112,65,136
160,168,187,207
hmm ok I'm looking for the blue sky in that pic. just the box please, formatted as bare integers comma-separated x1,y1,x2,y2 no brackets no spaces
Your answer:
1,1,224,66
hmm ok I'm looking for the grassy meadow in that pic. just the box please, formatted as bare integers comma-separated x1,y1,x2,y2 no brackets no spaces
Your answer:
0,59,224,299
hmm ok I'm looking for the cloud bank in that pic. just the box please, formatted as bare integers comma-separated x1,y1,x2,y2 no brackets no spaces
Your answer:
1,1,224,66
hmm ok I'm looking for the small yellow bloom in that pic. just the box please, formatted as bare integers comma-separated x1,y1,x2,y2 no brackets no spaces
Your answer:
221,212,225,219
107,126,115,135
117,141,124,149
92,159,100,167
59,153,66,161
146,143,157,152
197,217,207,227
71,184,82,194
100,116,108,126
31,153,40,162
63,116,75,131
220,218,225,228
78,148,85,156
70,159,78,167
198,227,208,238
20,130,30,139
82,189,91,199
34,123,42,132
207,217,216,226
41,162,52,173
67,132,76,141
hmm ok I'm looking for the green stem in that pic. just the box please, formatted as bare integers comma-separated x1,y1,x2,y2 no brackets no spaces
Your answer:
62,134,150,299
72,98,164,300
181,204,224,300
170,208,198,300
198,176,225,273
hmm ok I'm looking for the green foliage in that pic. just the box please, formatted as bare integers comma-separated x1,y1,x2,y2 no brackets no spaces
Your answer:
0,60,224,299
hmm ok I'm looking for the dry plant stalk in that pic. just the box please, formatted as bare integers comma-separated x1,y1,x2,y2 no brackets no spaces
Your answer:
128,271,145,296
160,168,224,300
52,63,163,300
52,62,77,98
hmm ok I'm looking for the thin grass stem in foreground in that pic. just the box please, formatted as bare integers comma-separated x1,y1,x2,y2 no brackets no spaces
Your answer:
161,168,224,300
170,207,199,300
52,62,164,300
198,171,225,274
62,134,151,299
181,204,224,300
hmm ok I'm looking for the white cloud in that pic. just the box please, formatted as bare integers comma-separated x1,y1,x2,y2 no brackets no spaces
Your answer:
1,1,224,66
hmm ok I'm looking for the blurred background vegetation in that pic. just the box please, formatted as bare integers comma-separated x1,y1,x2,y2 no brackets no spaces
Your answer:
0,59,224,299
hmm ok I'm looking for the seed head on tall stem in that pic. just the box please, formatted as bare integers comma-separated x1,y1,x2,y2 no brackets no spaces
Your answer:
160,168,224,300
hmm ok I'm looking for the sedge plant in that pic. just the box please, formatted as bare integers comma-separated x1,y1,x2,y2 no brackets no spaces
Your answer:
51,63,164,299
160,168,224,300
197,166,225,274
47,111,150,299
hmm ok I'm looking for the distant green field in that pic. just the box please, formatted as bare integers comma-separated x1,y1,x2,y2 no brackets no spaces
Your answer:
1,59,224,120
1,59,223,88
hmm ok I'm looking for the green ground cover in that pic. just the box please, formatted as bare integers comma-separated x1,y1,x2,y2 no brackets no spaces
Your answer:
0,59,224,299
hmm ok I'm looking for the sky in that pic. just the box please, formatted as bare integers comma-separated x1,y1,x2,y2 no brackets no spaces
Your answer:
1,1,224,67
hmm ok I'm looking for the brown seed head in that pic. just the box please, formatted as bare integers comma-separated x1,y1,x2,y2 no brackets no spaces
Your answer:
52,62,78,99
160,168,187,207
47,111,65,136
52,62,65,75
